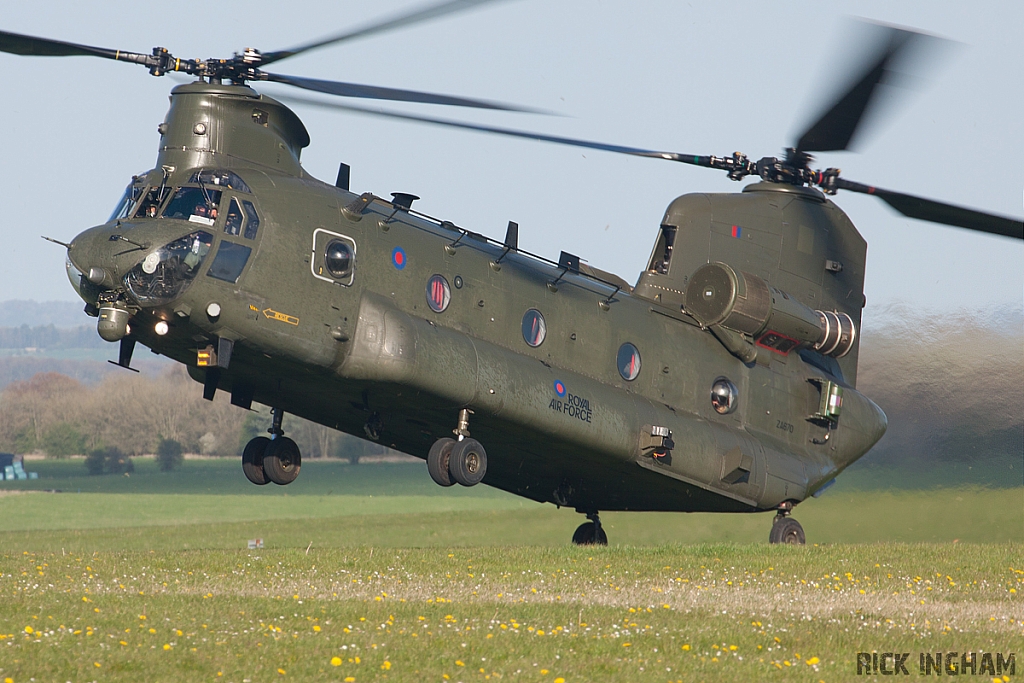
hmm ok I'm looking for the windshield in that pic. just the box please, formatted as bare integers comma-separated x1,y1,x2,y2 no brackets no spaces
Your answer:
124,231,214,305
162,187,223,225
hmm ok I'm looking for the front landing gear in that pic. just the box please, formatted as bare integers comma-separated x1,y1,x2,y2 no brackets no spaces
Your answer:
572,512,608,546
768,508,805,545
426,409,488,487
242,408,301,486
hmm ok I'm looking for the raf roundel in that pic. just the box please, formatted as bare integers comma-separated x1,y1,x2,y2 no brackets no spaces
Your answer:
391,246,407,270
553,380,567,397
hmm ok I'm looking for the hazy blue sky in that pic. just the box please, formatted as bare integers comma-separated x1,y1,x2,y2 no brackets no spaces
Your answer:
1,0,1021,327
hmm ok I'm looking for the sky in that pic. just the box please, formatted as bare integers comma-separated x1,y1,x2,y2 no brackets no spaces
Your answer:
1,0,1021,328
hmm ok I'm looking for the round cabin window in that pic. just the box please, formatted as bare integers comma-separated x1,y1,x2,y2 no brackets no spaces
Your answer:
617,343,641,381
426,274,451,313
325,240,353,280
521,309,547,347
711,377,738,414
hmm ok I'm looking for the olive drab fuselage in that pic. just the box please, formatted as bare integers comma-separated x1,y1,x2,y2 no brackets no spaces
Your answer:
66,82,887,514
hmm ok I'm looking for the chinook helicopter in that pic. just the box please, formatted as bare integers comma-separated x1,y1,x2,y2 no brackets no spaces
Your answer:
3,2,1021,545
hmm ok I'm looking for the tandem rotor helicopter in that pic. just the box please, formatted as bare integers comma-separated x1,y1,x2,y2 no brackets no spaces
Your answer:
3,0,1021,545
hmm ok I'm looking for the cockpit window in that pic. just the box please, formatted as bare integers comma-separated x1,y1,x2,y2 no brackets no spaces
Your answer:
109,175,147,221
242,200,260,239
162,187,222,225
224,198,243,236
207,241,252,283
189,169,251,194
124,231,213,305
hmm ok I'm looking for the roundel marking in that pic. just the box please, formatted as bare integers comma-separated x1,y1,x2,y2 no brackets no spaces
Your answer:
391,246,407,270
554,380,566,397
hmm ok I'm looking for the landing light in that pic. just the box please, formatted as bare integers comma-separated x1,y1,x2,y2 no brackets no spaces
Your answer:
154,321,169,336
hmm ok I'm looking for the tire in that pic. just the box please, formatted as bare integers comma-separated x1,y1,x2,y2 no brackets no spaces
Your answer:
769,516,805,545
427,437,456,487
572,521,608,546
241,436,270,486
263,436,301,485
449,438,487,486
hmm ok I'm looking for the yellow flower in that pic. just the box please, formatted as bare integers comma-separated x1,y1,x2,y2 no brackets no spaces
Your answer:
24,626,33,634
555,679,565,683
6,677,14,683
540,670,549,675
93,663,101,668
163,644,171,650
682,644,690,651
313,625,321,632
381,661,392,670
330,656,342,666
277,669,286,675
806,656,820,665
622,642,631,647
456,660,465,666
344,678,355,683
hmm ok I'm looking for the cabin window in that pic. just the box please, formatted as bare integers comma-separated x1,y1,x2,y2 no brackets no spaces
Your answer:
124,231,213,305
711,377,738,414
162,187,222,226
522,309,547,347
224,198,244,236
325,240,354,280
617,342,641,381
206,241,252,283
426,275,451,313
189,169,251,194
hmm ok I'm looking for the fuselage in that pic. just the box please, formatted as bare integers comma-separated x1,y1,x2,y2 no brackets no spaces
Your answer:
65,82,886,514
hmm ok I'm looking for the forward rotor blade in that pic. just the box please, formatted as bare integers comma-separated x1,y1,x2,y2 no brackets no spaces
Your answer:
0,28,147,62
265,72,546,112
796,24,937,153
260,0,510,66
836,178,1023,239
277,94,702,162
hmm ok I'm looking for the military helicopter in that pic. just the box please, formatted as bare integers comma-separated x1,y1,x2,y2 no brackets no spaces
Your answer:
3,1,1021,545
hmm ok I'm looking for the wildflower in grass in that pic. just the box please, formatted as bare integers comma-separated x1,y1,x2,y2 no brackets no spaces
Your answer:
344,678,355,682
381,661,391,670
555,679,565,683
806,657,820,665
330,657,342,666
93,663,101,668
24,626,33,634
278,668,286,675
456,661,465,667
163,644,171,650
313,625,321,632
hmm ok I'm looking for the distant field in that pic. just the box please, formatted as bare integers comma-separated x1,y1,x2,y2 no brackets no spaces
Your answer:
0,458,1021,682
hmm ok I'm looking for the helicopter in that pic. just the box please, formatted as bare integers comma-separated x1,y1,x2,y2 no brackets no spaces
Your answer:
2,1,1021,545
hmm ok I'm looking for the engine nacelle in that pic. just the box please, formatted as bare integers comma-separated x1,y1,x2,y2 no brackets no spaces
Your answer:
684,262,855,357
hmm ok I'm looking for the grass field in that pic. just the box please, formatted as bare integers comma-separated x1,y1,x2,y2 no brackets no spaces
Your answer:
0,458,1021,682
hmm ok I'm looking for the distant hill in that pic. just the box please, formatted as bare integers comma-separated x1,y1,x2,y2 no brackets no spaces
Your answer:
0,300,91,328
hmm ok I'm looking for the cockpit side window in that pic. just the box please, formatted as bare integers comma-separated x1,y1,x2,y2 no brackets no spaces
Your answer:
242,200,260,239
224,198,243,236
189,169,251,194
162,187,223,225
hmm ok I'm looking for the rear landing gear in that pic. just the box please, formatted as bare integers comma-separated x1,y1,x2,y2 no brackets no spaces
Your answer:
572,512,608,546
768,509,805,545
242,407,301,486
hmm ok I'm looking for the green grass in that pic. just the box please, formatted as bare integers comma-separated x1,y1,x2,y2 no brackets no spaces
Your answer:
0,458,1021,682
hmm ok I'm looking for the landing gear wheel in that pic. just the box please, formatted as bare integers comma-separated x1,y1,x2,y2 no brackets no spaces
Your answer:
572,521,608,546
263,436,301,485
427,437,457,487
449,438,487,486
769,516,805,545
241,436,270,486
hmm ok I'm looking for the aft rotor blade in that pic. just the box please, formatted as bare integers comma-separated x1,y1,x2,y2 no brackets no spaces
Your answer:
277,94,706,162
265,72,546,112
796,24,938,153
260,0,510,66
836,178,1024,239
0,28,149,63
